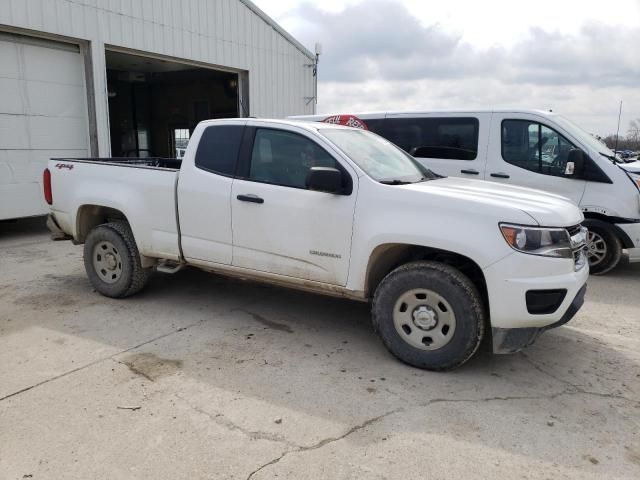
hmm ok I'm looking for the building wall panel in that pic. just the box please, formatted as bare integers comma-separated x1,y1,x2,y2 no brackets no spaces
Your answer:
0,33,90,219
0,0,315,173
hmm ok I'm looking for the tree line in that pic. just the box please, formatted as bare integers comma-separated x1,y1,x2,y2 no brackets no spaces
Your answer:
600,119,640,151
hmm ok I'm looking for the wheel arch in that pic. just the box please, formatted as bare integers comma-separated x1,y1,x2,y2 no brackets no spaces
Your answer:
76,205,129,243
364,243,489,314
582,214,634,249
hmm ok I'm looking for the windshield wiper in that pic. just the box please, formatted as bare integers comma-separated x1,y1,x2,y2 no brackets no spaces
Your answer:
600,152,622,164
380,179,413,185
379,177,427,185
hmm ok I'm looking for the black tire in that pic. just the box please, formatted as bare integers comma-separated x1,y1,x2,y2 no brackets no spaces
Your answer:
585,223,622,275
83,221,152,298
372,261,485,371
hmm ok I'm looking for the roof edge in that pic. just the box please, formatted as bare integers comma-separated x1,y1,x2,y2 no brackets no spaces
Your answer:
238,0,315,60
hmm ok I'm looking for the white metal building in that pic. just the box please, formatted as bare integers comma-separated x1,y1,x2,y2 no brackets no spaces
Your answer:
0,0,316,220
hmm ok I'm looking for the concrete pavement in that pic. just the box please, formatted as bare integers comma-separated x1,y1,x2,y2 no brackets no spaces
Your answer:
1,217,639,479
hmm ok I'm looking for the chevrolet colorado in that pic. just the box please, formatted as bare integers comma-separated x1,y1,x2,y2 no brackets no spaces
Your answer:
44,119,588,370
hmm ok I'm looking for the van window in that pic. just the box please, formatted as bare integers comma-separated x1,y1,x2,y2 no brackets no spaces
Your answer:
362,118,386,136
502,120,577,177
195,125,244,176
383,117,479,160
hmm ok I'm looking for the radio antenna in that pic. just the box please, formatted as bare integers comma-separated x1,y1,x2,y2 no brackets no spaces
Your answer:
613,100,623,159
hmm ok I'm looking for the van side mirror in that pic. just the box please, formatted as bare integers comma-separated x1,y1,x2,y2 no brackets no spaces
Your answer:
306,167,344,194
566,149,586,176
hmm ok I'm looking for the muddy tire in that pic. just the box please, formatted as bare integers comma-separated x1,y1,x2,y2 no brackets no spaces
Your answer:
585,223,622,275
372,261,485,371
83,221,151,298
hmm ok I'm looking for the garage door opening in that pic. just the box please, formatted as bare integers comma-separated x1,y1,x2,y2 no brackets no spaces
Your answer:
106,50,240,158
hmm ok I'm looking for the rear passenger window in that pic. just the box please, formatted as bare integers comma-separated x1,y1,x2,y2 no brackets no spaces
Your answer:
383,117,479,160
501,120,577,177
195,125,244,175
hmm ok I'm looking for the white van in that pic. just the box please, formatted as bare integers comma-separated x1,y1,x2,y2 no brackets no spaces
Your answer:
291,110,640,274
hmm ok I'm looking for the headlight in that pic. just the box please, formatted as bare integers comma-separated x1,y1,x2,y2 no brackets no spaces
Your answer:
630,173,640,191
499,223,572,258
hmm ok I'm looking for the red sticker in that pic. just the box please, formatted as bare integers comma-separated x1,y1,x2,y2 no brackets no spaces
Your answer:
321,114,368,130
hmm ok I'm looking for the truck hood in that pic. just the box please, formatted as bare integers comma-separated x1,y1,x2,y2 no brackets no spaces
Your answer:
404,177,583,227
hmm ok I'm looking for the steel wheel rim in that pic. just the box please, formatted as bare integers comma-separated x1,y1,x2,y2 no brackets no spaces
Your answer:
586,231,607,266
93,241,123,284
393,288,456,351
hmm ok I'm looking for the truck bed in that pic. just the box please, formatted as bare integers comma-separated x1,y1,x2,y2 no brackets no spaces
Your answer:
48,156,182,261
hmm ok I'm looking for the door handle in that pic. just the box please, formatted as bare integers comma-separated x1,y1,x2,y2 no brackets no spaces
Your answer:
490,172,510,179
236,194,264,204
460,169,479,175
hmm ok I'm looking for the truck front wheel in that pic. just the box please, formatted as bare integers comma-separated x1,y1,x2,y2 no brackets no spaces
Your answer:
372,261,485,371
83,221,151,298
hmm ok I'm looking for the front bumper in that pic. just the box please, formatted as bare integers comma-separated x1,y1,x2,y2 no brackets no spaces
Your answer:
492,284,587,354
627,248,640,263
483,250,589,330
616,222,640,263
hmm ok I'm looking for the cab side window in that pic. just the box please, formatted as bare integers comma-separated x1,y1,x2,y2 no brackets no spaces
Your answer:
249,129,338,189
383,117,479,160
195,125,244,176
502,120,577,177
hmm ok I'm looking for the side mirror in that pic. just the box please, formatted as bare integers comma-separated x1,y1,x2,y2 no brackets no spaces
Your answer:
306,167,343,194
566,149,586,176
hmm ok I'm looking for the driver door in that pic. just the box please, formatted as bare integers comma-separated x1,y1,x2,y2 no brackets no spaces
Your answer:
486,113,586,204
231,126,358,285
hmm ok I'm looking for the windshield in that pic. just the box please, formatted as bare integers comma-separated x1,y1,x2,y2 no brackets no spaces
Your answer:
320,128,435,183
554,115,616,158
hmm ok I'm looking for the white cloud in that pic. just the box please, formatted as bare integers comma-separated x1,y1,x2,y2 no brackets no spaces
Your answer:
253,0,640,134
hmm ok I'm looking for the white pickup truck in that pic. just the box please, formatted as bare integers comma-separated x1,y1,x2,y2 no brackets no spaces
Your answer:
45,119,588,370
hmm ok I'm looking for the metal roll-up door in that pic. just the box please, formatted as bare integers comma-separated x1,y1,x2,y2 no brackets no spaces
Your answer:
0,32,89,220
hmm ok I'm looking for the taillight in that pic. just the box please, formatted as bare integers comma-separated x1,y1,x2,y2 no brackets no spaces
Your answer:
43,168,52,205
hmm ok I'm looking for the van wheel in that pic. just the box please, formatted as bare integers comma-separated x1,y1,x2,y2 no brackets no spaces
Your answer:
83,221,151,298
586,224,622,275
372,261,485,371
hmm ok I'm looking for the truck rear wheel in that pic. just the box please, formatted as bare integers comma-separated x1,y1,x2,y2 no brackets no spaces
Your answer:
83,221,151,298
586,224,622,275
372,261,485,371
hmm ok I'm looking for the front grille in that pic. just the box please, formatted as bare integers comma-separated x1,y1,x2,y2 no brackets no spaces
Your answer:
569,224,588,270
573,250,581,263
567,224,582,237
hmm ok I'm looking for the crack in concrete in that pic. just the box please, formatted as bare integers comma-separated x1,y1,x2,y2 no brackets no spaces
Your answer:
242,387,640,479
521,352,640,406
520,352,580,390
560,389,640,406
242,391,572,479
246,408,403,480
245,449,292,480
422,394,546,405
0,320,205,402
174,393,300,449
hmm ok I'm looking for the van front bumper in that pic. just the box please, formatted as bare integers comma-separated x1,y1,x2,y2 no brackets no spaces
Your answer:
492,284,586,354
616,222,640,263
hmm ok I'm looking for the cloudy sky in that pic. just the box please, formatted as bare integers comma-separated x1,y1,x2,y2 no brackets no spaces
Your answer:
252,0,640,136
